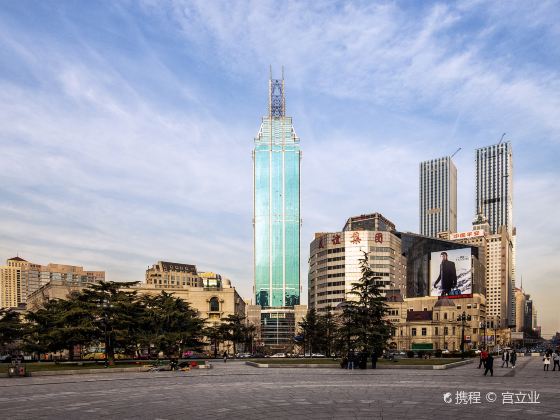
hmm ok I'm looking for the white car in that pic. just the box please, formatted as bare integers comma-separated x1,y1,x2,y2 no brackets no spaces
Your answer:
270,353,286,358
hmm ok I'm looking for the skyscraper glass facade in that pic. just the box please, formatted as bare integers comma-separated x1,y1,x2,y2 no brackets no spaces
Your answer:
253,76,301,309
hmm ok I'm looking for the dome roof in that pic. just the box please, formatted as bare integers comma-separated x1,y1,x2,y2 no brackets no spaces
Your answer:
434,297,456,308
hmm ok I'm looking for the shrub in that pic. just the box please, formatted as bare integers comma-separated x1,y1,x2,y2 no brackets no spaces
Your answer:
434,349,442,357
406,350,415,358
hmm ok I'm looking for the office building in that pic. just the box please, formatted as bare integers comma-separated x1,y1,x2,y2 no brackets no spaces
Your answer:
253,71,302,348
419,156,457,237
308,213,406,313
475,142,513,235
443,211,514,329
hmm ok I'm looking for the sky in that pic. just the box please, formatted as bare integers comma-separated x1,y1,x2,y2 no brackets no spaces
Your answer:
0,1,559,336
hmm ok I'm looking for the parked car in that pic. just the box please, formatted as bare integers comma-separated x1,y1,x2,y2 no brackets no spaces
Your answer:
235,353,252,359
270,353,286,358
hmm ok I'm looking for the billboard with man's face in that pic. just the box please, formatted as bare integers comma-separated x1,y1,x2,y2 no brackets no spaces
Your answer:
430,248,472,298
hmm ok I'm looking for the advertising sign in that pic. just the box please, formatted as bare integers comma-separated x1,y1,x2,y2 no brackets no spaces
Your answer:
430,248,472,298
449,230,484,240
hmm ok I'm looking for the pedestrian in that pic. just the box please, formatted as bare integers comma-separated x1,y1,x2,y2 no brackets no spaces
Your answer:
347,351,355,370
501,350,509,368
510,350,517,369
483,353,494,376
371,351,378,369
552,352,560,371
543,355,550,371
478,348,488,369
223,351,228,363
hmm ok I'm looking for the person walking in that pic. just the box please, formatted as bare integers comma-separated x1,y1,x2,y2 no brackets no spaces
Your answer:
371,351,378,369
501,350,509,368
552,351,560,371
483,353,494,376
223,351,228,363
478,348,488,369
544,355,551,371
347,351,355,370
510,350,517,369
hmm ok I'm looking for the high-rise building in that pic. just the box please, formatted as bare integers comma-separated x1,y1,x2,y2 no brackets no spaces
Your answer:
419,156,457,237
308,213,406,313
0,256,104,309
253,71,302,349
476,142,513,235
442,211,515,329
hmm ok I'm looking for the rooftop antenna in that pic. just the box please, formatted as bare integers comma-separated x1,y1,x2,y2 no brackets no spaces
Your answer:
451,147,461,158
498,132,506,144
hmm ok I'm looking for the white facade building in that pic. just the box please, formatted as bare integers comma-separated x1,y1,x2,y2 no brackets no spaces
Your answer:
420,156,457,237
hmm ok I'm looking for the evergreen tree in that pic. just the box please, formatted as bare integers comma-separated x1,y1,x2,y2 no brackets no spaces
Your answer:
0,309,27,355
338,252,391,356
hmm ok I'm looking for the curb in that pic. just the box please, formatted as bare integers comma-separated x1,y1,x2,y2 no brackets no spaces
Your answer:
246,359,474,370
1,366,150,378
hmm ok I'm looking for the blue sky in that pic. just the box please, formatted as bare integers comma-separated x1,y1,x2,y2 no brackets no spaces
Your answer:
1,1,559,335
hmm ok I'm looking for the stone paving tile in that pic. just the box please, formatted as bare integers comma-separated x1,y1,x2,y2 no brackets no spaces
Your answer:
0,357,558,419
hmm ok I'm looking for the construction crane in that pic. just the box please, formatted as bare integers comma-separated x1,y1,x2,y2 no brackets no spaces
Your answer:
498,133,506,144
451,147,461,158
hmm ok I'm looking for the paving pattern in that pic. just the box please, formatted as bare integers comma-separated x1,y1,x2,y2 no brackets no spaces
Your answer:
0,357,559,419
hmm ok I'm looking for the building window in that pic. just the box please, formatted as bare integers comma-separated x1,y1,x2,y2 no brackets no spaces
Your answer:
421,328,427,336
435,327,439,336
444,313,447,320
209,297,220,312
412,328,417,336
444,327,449,335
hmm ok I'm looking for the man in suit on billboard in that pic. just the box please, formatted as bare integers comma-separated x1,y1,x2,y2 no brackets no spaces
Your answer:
433,252,457,296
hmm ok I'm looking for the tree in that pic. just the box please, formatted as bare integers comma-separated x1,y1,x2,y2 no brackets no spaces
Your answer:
78,281,141,364
337,252,391,357
220,314,246,355
0,309,27,355
26,294,96,360
299,309,324,356
140,291,205,358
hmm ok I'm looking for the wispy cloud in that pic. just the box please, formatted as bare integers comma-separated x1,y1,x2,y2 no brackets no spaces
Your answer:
0,1,559,334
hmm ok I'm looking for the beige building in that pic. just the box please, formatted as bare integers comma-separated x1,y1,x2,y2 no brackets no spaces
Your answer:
309,213,406,313
145,261,203,288
1,256,104,309
440,211,514,329
385,294,487,351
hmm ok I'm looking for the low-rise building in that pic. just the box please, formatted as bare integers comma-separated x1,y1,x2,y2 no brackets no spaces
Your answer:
385,294,487,351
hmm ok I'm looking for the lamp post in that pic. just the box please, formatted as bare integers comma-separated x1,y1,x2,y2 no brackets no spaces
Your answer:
457,311,471,359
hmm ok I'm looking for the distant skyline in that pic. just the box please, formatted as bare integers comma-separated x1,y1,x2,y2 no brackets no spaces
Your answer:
0,1,559,335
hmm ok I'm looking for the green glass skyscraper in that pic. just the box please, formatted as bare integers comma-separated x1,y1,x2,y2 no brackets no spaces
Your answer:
253,71,301,346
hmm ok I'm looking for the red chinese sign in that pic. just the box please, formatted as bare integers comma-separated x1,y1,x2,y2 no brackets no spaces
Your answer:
331,234,341,245
374,233,383,243
318,237,324,249
350,232,361,244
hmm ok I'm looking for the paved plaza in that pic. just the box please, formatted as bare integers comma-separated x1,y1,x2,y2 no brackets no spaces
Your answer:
0,357,559,419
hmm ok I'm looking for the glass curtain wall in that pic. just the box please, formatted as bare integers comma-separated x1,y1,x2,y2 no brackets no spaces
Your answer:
254,88,301,309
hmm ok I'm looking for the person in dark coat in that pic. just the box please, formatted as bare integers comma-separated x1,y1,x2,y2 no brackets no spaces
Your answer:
433,252,457,296
510,351,517,369
484,354,494,376
371,351,378,369
501,351,509,368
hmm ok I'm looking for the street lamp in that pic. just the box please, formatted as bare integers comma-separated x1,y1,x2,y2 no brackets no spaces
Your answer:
480,320,487,350
457,311,471,359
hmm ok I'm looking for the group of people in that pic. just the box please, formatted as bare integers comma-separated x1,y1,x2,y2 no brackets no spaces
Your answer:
542,349,560,371
479,347,560,373
477,348,517,376
342,350,378,370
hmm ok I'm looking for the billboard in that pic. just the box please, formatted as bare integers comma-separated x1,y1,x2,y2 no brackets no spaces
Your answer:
430,248,472,298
